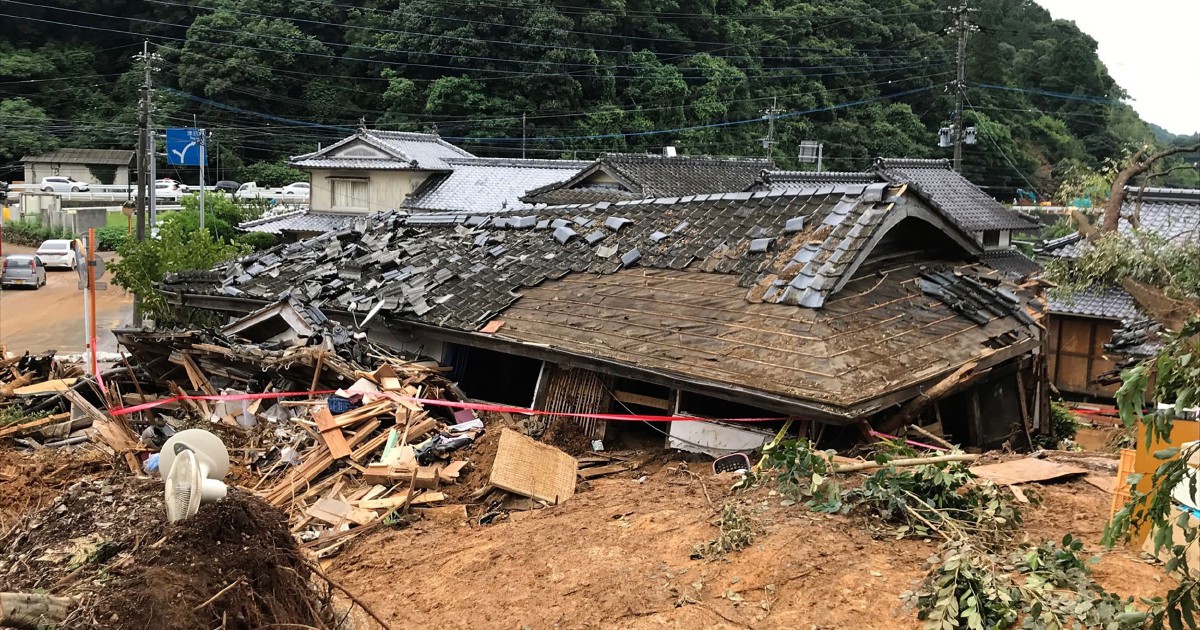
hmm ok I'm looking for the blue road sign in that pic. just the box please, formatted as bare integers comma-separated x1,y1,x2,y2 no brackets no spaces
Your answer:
166,127,206,166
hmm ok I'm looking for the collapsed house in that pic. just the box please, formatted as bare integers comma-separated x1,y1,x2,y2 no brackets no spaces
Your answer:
162,176,1048,450
1038,187,1200,398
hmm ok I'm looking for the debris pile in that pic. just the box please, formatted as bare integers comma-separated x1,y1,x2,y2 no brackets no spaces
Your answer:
0,478,341,630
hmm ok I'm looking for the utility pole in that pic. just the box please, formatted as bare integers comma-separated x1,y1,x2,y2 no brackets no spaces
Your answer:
132,40,152,325
521,112,527,160
761,97,781,160
952,0,969,173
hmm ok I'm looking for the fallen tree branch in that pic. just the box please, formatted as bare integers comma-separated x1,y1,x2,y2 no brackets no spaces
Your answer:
833,453,979,473
907,425,955,450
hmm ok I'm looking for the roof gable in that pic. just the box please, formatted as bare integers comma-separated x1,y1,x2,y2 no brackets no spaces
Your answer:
403,157,590,213
873,158,1040,232
521,153,771,205
291,130,474,171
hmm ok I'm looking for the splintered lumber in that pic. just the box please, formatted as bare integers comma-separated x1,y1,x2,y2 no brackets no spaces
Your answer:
489,428,577,504
61,389,140,473
308,498,377,526
969,458,1087,486
11,379,77,396
354,492,446,510
0,413,70,439
312,407,352,459
578,462,633,480
880,348,998,432
833,453,980,473
438,461,468,483
264,447,335,507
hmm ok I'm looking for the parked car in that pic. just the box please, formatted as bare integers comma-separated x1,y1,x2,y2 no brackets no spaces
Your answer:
154,180,187,200
1,254,47,288
35,239,81,270
234,182,262,199
281,182,310,196
215,180,240,194
39,176,90,193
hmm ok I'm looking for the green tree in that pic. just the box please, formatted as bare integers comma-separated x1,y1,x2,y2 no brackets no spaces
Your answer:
110,220,246,324
0,98,58,169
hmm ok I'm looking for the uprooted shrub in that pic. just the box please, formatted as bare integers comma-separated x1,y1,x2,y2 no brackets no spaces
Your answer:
750,439,1150,629
904,537,1142,630
693,502,758,561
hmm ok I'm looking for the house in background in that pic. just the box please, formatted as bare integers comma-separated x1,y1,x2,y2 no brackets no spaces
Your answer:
22,148,136,186
243,131,588,240
290,129,475,214
520,153,772,205
1038,187,1200,399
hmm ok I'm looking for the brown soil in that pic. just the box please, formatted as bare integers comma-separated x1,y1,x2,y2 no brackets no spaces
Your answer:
330,467,1167,630
0,460,336,630
92,491,335,630
542,415,594,456
0,446,109,533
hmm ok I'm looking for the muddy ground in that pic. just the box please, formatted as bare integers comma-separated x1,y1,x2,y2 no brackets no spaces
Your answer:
0,441,1168,630
0,244,132,355
328,462,1166,630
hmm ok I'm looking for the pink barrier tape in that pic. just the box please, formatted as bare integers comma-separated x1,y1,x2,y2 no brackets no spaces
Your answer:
109,387,790,424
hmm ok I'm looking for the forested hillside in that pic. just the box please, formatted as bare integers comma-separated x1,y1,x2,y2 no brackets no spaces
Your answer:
2,0,1196,196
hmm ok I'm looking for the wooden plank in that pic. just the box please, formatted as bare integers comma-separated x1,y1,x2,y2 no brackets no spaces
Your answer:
353,492,446,510
321,427,352,459
612,390,671,410
12,378,77,396
578,462,632,479
489,428,577,504
969,458,1087,486
0,412,70,439
438,461,468,483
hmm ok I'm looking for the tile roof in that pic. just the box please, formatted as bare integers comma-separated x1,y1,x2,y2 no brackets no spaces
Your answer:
22,148,135,165
163,185,1039,414
291,130,474,171
873,158,1041,232
978,249,1042,280
1046,284,1140,321
755,170,881,188
239,210,353,235
1038,188,1200,260
403,157,589,213
521,153,771,205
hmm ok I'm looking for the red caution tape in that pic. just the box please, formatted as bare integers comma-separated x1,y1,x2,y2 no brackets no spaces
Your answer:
108,388,787,423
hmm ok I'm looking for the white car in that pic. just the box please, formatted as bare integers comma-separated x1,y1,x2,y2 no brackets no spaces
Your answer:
35,239,80,270
154,180,187,200
39,176,90,193
281,182,310,197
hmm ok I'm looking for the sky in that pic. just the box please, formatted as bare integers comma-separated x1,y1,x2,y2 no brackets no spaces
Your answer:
1032,0,1199,136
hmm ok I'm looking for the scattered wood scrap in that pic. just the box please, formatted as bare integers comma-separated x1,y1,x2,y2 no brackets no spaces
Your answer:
969,458,1087,486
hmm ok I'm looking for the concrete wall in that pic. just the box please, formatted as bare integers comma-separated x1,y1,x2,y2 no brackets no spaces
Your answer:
23,164,130,186
307,168,436,213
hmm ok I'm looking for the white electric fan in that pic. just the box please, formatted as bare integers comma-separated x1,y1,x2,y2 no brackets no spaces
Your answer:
159,429,230,523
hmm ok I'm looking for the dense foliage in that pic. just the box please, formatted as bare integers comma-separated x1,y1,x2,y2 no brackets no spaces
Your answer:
0,218,74,247
3,0,1196,196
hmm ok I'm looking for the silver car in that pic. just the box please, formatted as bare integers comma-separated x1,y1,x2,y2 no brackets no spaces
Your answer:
39,176,90,193
0,255,47,289
35,239,79,270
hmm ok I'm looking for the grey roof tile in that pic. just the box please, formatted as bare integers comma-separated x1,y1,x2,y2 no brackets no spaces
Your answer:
1047,285,1140,321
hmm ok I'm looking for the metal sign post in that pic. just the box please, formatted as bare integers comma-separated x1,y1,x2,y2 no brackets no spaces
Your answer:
166,126,207,230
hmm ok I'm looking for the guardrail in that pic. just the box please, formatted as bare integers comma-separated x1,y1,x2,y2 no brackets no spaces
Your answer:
6,184,309,202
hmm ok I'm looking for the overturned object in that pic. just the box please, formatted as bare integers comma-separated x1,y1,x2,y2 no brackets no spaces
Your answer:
160,429,230,523
489,428,577,504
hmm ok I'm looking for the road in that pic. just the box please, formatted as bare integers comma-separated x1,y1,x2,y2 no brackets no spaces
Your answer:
0,244,133,354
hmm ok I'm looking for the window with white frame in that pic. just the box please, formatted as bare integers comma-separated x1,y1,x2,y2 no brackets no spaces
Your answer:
330,178,369,210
